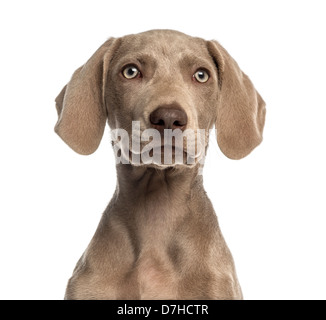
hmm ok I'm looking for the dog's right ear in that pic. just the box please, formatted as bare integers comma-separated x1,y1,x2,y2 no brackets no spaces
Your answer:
55,38,120,155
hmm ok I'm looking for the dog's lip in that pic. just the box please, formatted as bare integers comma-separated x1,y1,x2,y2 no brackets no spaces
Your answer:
131,144,186,155
130,143,204,159
128,143,203,167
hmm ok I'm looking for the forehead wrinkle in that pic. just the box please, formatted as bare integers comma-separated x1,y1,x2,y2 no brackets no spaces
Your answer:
178,52,215,71
116,52,156,67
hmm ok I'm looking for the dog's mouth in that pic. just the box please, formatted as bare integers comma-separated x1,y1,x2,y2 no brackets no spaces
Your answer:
144,144,187,162
129,141,204,168
111,124,207,168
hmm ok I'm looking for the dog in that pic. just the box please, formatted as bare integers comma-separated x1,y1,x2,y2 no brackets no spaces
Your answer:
55,29,266,299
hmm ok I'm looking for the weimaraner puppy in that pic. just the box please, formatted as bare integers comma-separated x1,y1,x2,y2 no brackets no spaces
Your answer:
55,29,266,300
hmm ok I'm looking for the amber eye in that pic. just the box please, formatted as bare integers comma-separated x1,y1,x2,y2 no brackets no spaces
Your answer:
193,69,209,83
122,66,140,79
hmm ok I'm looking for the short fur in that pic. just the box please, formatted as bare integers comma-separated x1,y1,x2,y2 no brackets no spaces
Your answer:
55,30,266,299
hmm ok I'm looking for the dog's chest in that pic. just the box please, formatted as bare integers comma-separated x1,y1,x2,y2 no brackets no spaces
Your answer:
135,254,178,299
115,248,178,299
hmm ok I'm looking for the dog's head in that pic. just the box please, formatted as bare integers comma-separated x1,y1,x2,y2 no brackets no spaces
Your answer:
55,30,266,167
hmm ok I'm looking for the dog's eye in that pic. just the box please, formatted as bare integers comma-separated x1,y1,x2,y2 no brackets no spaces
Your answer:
193,70,209,83
122,66,141,79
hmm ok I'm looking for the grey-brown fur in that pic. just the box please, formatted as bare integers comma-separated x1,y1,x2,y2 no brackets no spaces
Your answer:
55,30,266,299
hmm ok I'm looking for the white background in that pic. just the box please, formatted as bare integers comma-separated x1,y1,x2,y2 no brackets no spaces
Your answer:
0,0,325,300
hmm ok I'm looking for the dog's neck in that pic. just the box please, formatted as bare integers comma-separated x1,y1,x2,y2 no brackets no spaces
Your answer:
116,163,202,201
110,164,205,241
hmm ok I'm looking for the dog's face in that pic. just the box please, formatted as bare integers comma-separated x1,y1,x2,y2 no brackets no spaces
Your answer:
55,30,266,167
106,30,219,167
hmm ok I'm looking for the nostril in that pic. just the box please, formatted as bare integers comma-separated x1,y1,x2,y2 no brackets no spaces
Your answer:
173,120,184,127
149,113,164,126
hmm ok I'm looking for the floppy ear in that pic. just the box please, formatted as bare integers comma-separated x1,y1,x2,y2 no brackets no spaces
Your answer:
207,41,266,160
55,38,120,155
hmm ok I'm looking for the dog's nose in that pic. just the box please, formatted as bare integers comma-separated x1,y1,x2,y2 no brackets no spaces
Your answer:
149,106,188,133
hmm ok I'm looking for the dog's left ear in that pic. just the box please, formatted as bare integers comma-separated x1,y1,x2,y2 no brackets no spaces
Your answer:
55,38,120,155
207,41,266,160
